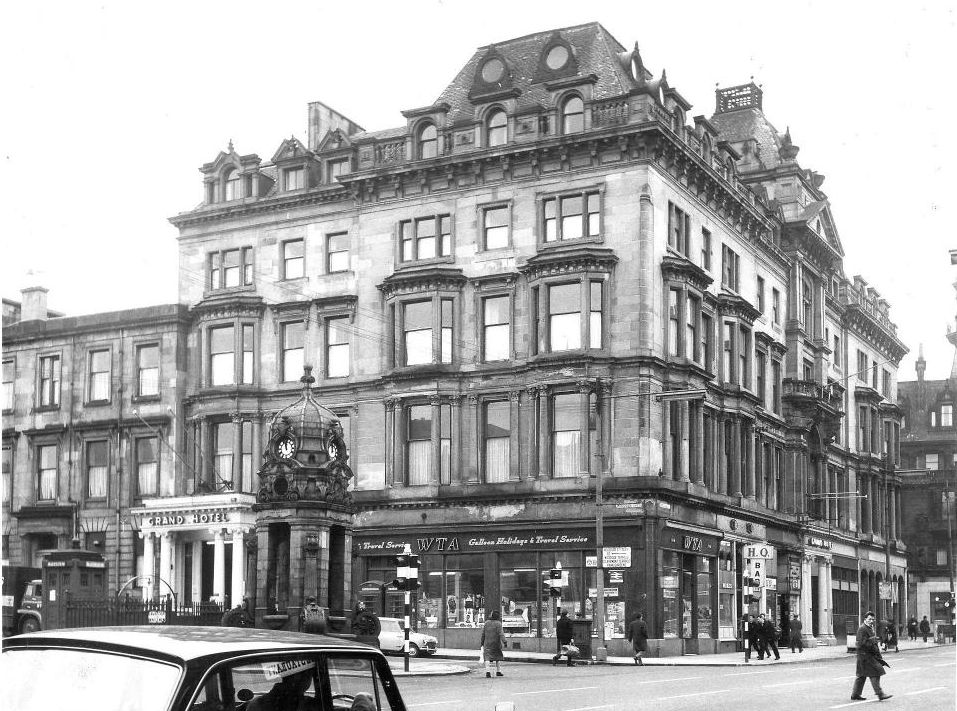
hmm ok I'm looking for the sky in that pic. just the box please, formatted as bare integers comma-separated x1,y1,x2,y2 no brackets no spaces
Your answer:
2,0,955,379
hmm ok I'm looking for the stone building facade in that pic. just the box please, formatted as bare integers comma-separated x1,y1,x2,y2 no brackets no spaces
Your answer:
3,22,909,654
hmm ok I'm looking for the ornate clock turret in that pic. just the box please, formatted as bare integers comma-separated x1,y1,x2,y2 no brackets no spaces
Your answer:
252,366,356,630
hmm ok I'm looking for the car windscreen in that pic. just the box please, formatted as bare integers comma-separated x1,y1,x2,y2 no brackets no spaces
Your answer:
2,647,182,711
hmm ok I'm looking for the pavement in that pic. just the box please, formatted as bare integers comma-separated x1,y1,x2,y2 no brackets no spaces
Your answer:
405,637,955,673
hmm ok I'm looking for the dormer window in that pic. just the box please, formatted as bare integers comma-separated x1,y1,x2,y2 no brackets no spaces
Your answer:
486,110,507,148
418,123,438,159
223,169,241,201
561,96,584,134
545,45,570,70
327,159,349,183
283,167,305,191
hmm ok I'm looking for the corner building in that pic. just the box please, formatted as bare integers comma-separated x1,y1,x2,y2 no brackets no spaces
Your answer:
167,23,908,655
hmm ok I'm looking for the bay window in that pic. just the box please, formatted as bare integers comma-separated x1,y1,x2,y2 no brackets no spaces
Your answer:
405,403,451,485
482,296,510,362
398,297,455,366
484,401,510,483
535,277,605,355
551,393,580,478
325,316,350,378
281,322,304,382
400,215,452,262
550,283,581,351
210,325,235,386
242,325,254,384
213,422,233,487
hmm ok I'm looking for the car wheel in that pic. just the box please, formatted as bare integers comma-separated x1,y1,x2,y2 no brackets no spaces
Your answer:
19,618,40,634
407,643,420,657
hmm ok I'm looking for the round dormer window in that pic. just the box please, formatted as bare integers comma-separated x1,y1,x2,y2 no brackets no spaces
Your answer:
481,58,505,83
546,45,569,70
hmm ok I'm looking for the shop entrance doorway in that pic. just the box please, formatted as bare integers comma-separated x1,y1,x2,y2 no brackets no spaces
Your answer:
200,541,233,606
811,576,820,637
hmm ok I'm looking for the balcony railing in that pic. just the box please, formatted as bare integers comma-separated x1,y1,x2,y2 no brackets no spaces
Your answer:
591,99,630,127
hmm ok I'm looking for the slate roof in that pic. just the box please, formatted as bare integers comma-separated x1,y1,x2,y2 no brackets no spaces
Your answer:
435,22,635,123
710,106,785,172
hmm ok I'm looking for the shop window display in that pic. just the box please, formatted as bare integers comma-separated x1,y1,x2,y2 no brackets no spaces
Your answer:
717,541,736,639
661,551,680,638
696,557,714,638
444,554,485,628
500,553,540,636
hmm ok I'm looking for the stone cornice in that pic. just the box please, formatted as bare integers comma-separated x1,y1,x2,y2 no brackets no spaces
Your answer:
715,292,762,326
520,244,618,281
169,185,350,229
377,265,467,299
843,303,908,363
660,254,714,291
191,292,267,321
755,331,788,357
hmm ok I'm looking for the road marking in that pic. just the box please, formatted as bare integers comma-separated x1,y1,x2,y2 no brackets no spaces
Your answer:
635,675,702,685
565,706,613,711
829,700,876,708
904,686,946,696
767,680,815,687
407,702,463,708
658,689,731,701
889,667,918,673
726,669,774,676
513,686,598,696
933,662,955,666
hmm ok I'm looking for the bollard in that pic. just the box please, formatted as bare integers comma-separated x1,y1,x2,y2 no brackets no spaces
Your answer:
494,703,516,711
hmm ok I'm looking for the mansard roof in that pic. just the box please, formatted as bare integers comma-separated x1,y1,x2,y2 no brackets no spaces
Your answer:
710,103,788,172
434,22,636,123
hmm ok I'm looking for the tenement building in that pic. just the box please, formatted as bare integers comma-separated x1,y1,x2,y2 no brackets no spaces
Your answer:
898,278,957,633
3,23,908,655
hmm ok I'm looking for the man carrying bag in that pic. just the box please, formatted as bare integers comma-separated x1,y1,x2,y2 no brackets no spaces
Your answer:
850,611,892,701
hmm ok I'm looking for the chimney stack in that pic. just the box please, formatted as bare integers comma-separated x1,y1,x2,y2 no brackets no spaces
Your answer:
20,286,49,321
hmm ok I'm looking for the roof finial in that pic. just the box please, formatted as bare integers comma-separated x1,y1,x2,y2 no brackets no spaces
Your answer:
228,139,234,153
300,365,316,394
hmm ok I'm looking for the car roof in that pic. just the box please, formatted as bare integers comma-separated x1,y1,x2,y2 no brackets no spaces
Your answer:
3,626,378,663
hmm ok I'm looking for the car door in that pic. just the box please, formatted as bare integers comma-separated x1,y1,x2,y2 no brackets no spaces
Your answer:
377,619,402,652
323,652,406,711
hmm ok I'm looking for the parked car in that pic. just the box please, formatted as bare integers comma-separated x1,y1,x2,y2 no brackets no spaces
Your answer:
377,617,438,656
2,625,407,711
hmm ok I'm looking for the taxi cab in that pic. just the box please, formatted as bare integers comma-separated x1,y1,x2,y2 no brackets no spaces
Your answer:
2,626,407,711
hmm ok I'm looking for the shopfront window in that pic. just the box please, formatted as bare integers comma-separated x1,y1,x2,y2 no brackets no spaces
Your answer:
418,557,443,632
445,554,485,629
500,553,539,637
697,557,714,638
717,541,736,639
661,551,680,638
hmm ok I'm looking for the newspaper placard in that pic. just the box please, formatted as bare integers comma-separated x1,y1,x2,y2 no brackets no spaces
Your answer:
262,659,316,681
602,547,631,568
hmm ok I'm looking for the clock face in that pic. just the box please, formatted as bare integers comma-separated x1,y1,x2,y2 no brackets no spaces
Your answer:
278,437,297,459
327,440,340,460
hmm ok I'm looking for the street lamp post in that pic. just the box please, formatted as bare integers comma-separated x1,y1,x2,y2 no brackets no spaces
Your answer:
592,387,706,659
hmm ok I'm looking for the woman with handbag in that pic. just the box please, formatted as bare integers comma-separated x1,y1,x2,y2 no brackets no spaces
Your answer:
480,610,507,678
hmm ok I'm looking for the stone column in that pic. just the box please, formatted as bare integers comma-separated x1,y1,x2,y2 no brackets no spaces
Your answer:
662,400,673,479
509,391,521,480
231,528,246,606
817,560,830,642
525,387,540,480
539,388,551,478
384,398,397,487
213,529,226,604
800,554,814,645
192,540,203,604
465,394,479,482
142,531,155,601
745,423,756,499
679,399,691,482
731,418,743,497
637,187,654,355
159,532,172,598
579,381,592,477
693,404,705,485
317,526,331,607
825,560,836,642
342,530,353,608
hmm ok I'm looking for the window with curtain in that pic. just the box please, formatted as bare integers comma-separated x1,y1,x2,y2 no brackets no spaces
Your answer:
482,296,510,362
549,283,581,351
404,301,432,366
486,110,507,147
38,444,57,501
552,393,580,478
283,166,304,191
88,349,110,402
136,345,158,397
86,440,108,499
440,403,451,484
561,96,584,134
418,123,438,159
223,169,240,201
242,325,254,384
484,401,510,483
281,322,304,382
214,422,233,487
210,325,235,386
326,316,350,378
135,438,158,497
407,405,431,485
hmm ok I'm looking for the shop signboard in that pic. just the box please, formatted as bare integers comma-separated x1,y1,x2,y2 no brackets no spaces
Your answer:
608,570,624,584
585,556,598,568
602,547,631,568
743,543,775,559
879,582,893,600
604,588,619,598
356,530,596,555
789,558,802,591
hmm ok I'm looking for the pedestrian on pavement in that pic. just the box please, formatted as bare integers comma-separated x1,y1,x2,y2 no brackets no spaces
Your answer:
743,614,760,662
480,610,507,678
626,612,649,666
553,609,574,667
789,613,804,653
850,611,892,701
906,616,918,641
758,613,780,660
919,615,931,643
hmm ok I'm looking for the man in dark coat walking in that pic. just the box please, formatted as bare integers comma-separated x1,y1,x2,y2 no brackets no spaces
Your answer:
789,613,804,653
626,612,649,666
742,614,761,662
919,615,931,643
851,611,892,701
553,609,575,666
757,613,780,660
907,616,918,641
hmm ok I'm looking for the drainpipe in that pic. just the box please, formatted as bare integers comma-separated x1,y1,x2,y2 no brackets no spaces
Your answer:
114,332,125,593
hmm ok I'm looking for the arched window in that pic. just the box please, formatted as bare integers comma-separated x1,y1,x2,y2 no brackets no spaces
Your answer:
223,169,241,201
486,110,507,147
418,123,438,159
562,96,584,134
